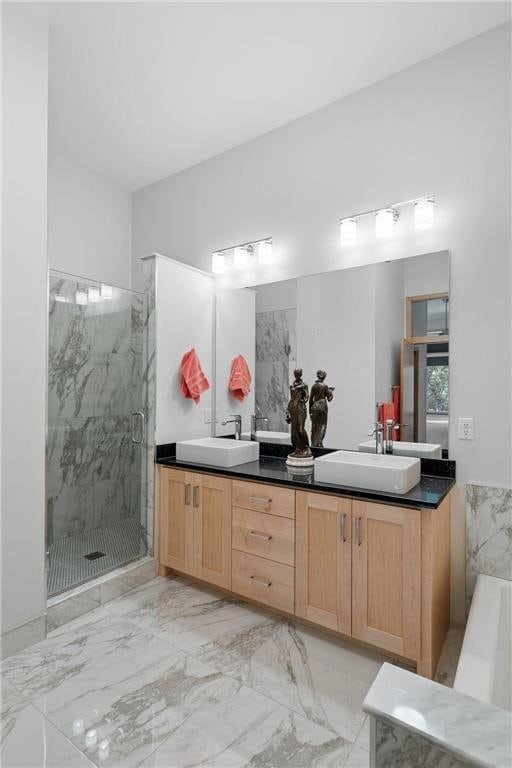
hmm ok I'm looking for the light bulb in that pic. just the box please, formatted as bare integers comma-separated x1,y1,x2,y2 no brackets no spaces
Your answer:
233,246,249,270
88,286,100,303
257,240,273,264
375,208,397,238
100,284,112,299
414,198,435,230
340,218,357,246
76,290,88,306
211,252,226,274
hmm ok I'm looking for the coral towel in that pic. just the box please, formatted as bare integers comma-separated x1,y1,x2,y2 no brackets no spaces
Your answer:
180,348,210,404
228,355,252,402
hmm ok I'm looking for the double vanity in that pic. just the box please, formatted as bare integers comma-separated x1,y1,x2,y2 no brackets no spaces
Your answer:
156,438,454,680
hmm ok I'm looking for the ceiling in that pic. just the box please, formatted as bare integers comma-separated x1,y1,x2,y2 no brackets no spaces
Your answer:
46,2,511,191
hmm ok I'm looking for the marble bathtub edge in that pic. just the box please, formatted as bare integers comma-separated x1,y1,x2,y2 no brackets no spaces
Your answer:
363,662,512,768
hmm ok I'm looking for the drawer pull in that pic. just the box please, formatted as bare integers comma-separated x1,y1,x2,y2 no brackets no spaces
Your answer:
250,495,272,504
249,530,273,542
193,485,200,508
184,484,191,506
340,513,347,543
250,575,272,588
355,516,362,546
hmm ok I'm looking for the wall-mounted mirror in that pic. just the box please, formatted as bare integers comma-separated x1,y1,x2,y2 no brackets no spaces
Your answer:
215,250,450,459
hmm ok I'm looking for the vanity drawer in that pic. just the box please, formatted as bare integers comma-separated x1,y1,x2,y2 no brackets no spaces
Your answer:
232,507,295,566
232,480,295,519
232,550,294,614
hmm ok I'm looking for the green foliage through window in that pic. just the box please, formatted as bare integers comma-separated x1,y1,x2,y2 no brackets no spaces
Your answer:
427,365,449,413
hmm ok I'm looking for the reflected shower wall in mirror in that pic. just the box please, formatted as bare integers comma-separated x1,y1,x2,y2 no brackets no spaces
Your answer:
215,250,449,458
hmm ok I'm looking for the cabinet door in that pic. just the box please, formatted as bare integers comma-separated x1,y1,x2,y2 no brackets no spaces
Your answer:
352,501,421,659
193,474,232,589
160,468,195,575
295,492,352,634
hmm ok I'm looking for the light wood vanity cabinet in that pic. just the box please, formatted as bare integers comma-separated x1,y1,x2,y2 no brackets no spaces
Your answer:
295,492,352,635
351,501,421,660
231,479,296,614
159,467,450,678
160,468,231,588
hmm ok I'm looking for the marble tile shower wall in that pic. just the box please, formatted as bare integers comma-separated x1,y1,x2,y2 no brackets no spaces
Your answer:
255,309,296,431
466,483,512,607
47,276,147,545
141,257,156,555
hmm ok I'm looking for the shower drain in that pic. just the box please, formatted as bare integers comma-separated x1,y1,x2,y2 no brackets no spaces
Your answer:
83,550,106,561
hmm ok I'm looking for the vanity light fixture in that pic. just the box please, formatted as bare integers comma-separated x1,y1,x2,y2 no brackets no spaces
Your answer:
75,290,88,306
211,236,273,274
339,218,357,246
88,286,100,303
414,197,435,230
257,239,273,264
339,195,435,247
233,246,251,271
211,252,227,274
100,284,113,300
375,208,399,238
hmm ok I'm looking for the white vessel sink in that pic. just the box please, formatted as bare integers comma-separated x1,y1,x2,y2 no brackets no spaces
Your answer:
176,437,259,467
315,451,421,494
241,430,291,445
358,440,442,459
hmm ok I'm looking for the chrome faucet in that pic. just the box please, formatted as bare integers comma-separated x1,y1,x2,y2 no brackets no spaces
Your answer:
222,414,242,440
385,419,395,454
368,421,384,454
250,412,269,440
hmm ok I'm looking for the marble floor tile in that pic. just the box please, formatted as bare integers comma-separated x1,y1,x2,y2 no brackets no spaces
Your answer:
140,676,352,768
1,678,94,767
106,577,382,745
1,577,390,768
105,576,276,654
195,613,383,743
343,744,369,768
3,608,228,767
353,716,370,750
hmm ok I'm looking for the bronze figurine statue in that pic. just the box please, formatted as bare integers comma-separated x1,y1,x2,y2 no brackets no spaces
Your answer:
285,368,313,465
309,370,335,448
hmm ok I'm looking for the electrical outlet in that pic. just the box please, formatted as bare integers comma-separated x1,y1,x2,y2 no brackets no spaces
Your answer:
458,417,474,440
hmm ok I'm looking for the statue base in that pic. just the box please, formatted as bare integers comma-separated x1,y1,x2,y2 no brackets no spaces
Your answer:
286,454,315,468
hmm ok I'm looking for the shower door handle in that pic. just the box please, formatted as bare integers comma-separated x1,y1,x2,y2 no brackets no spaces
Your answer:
131,411,145,444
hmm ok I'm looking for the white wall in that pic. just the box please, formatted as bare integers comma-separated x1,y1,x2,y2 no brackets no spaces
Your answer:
155,257,214,444
215,290,256,436
374,260,404,408
297,267,376,450
403,249,450,298
254,279,297,314
133,24,511,622
48,153,132,287
1,6,48,633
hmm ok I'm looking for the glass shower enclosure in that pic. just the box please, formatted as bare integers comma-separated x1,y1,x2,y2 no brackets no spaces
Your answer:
46,270,149,596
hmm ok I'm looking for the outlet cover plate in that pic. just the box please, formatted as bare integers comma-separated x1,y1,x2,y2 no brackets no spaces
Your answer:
458,417,474,440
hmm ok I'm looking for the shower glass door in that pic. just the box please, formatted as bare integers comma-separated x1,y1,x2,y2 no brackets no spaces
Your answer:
47,271,148,596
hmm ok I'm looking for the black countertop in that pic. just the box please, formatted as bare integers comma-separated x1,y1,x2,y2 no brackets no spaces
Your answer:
156,453,455,510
